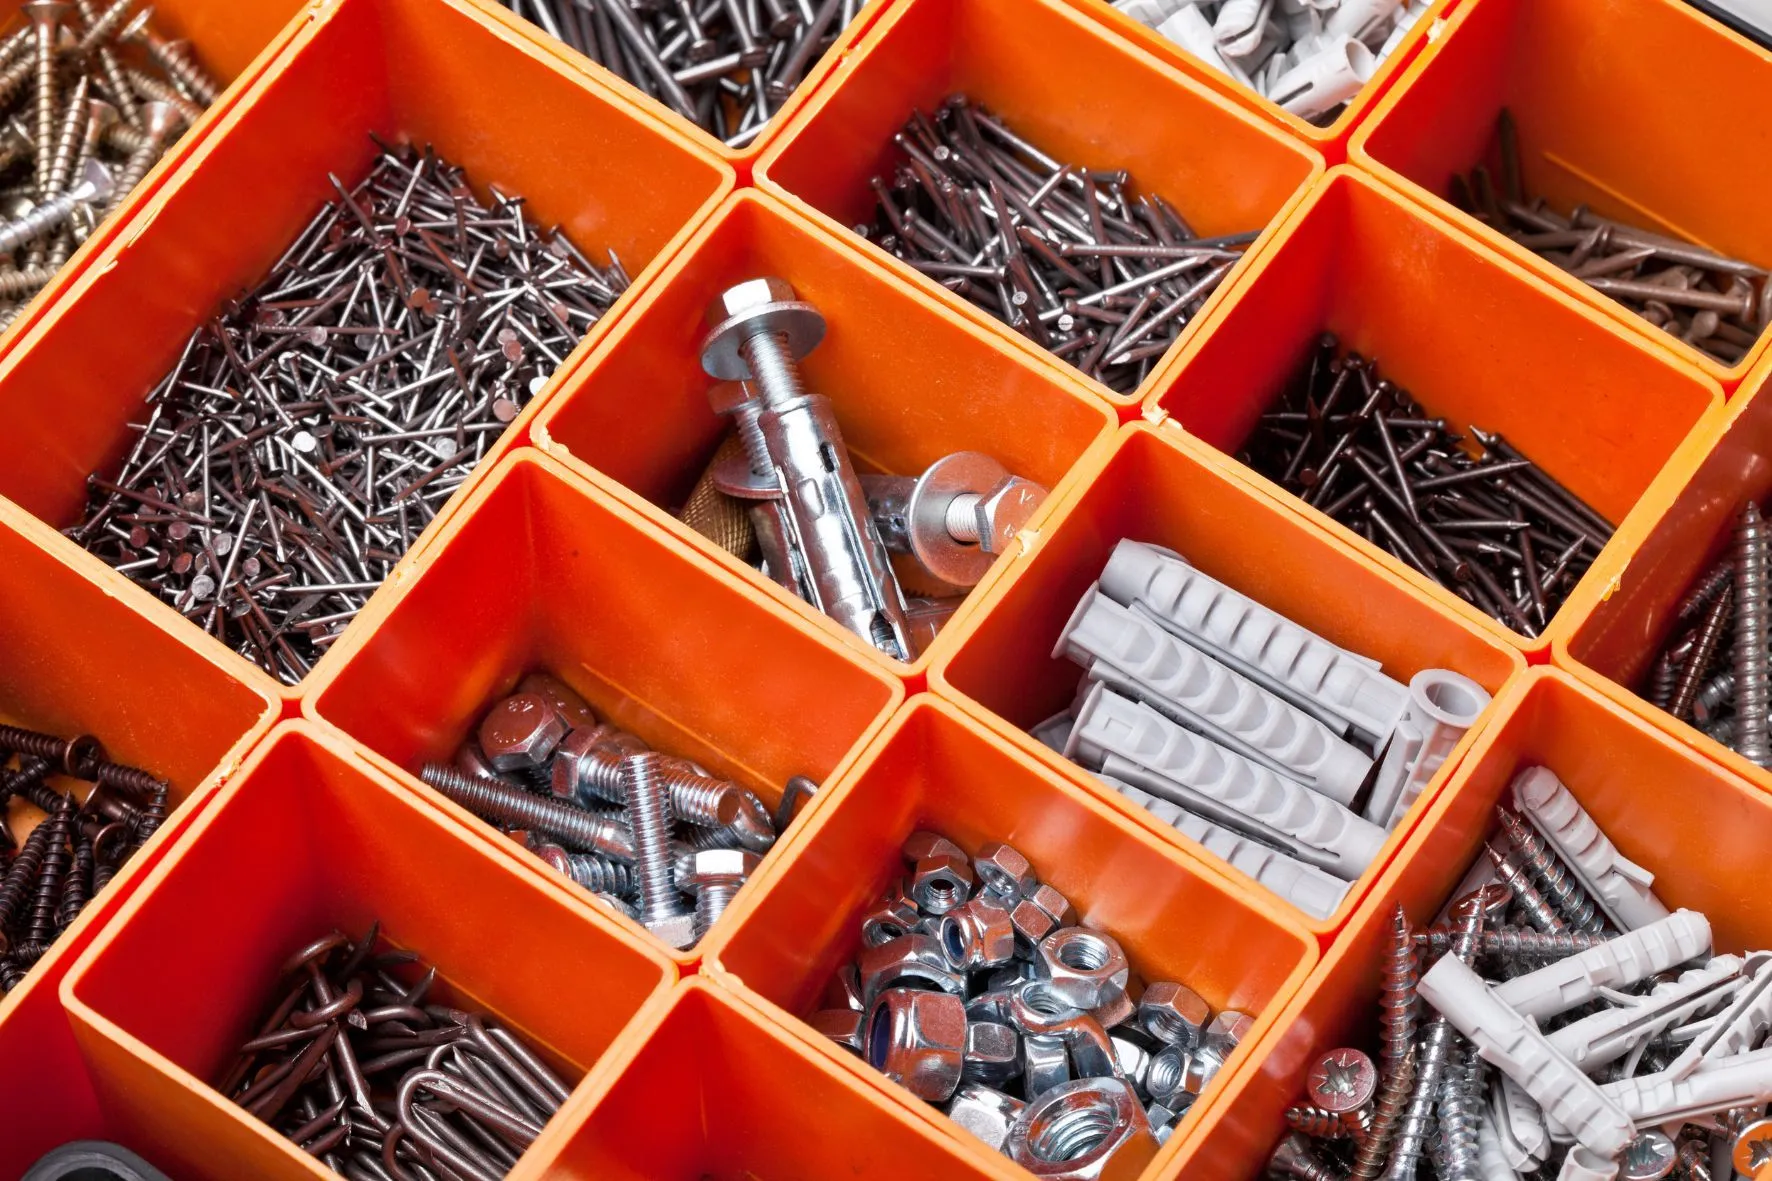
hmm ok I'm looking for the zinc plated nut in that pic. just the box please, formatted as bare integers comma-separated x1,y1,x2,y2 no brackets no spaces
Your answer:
865,987,968,1102
1006,1077,1159,1181
1037,927,1132,1011
939,894,1017,970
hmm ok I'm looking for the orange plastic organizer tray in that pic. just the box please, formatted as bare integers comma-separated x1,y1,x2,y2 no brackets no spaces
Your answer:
0,0,1763,1177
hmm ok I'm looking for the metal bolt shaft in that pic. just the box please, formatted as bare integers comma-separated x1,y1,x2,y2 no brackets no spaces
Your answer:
621,753,688,927
692,877,742,940
419,764,635,861
1735,503,1771,766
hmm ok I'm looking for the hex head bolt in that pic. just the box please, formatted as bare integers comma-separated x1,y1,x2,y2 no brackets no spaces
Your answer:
701,277,915,660
1734,504,1772,767
418,763,636,861
861,454,1047,588
553,731,741,828
621,753,694,948
686,848,759,940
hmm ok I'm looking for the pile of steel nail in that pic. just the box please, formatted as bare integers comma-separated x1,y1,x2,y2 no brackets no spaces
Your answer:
811,829,1249,1170
0,1,216,324
66,139,626,685
1034,539,1491,920
860,97,1257,396
1241,337,1615,636
1455,111,1770,366
1642,502,1772,768
491,0,865,148
0,723,168,993
1272,764,1772,1181
418,672,798,951
220,924,570,1178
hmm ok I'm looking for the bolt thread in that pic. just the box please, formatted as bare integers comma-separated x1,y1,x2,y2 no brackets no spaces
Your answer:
57,826,92,928
1484,843,1566,933
621,753,685,925
1283,1104,1352,1141
683,823,744,852
1413,924,1607,957
24,800,73,945
1670,584,1734,720
693,879,741,940
1435,1052,1482,1181
1379,906,1417,1078
421,764,633,859
563,853,635,897
739,329,807,407
1735,503,1772,765
732,399,772,476
1494,811,1607,935
945,493,982,544
573,738,737,828
1351,1048,1415,1181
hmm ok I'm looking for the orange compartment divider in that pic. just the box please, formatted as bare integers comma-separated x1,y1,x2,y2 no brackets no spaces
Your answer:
304,448,904,968
1350,0,1772,390
1146,166,1722,658
60,720,678,1180
1555,349,1772,789
752,0,1324,411
1172,667,1772,1176
1056,0,1460,161
701,696,1319,1180
0,0,734,687
931,422,1523,938
516,977,1023,1181
528,188,1118,681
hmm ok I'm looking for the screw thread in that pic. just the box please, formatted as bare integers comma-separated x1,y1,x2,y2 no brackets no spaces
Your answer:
94,759,167,800
105,140,157,216
0,757,51,810
732,399,772,476
144,36,217,105
420,764,633,860
0,262,54,301
1735,503,1771,766
563,853,634,897
739,329,807,407
1483,843,1566,933
1435,1052,1482,1181
0,812,52,935
1385,895,1486,1181
1379,906,1418,1078
133,783,168,842
573,738,738,828
75,0,132,52
0,725,97,775
95,46,137,128
621,753,685,925
1351,1048,1415,1181
1675,1135,1712,1181
57,826,92,928
1283,1104,1352,1141
122,69,199,123
1670,584,1734,720
693,878,741,940
1694,670,1738,723
1494,811,1607,935
1648,649,1681,709
25,799,73,944
43,73,86,195
1676,559,1734,623
30,11,57,192
1413,923,1607,958
0,954,24,993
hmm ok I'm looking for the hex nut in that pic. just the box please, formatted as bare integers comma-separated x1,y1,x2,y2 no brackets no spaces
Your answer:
975,476,1047,555
1205,1010,1255,1058
1090,988,1136,1033
1143,1045,1191,1110
1022,1032,1071,1101
963,1020,1022,1087
865,988,967,1102
858,933,965,1005
1139,981,1211,1050
939,895,1016,970
809,1008,864,1053
1179,1045,1225,1097
859,882,922,948
1110,1036,1150,1095
706,275,798,324
974,841,1037,903
945,1083,1027,1153
1036,927,1131,1010
476,693,569,773
1012,883,1074,952
910,851,975,915
902,830,967,864
825,964,865,1013
1007,1077,1158,1181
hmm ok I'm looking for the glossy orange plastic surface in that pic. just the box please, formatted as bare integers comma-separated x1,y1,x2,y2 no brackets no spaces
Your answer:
530,189,1118,678
754,0,1324,408
704,696,1318,1180
1172,668,1772,1176
1148,167,1721,655
521,978,1019,1181
60,721,678,1180
305,449,904,964
933,423,1523,936
1351,0,1772,387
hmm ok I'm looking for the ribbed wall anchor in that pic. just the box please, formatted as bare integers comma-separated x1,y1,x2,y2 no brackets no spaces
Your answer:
1734,502,1771,766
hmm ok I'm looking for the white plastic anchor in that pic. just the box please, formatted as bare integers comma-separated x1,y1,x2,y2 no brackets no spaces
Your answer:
1600,1042,1772,1125
1547,956,1746,1073
1155,5,1242,80
1030,710,1074,754
1490,1074,1549,1169
1324,0,1403,46
1212,0,1275,56
1489,910,1713,1022
1666,951,1772,1080
1477,1106,1526,1180
1114,0,1188,22
1267,34,1376,119
1511,767,1671,931
1364,668,1492,827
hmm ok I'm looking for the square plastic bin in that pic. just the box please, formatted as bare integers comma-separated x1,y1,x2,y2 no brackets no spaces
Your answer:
0,0,735,685
1350,0,1772,388
752,0,1324,410
304,449,904,967
60,721,678,1181
1146,167,1722,656
1168,666,1772,1177
517,978,1022,1181
528,189,1118,679
702,696,1319,1181
1058,0,1458,160
932,422,1523,937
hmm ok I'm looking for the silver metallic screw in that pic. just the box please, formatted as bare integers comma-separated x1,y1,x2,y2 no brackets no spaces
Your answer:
1377,906,1417,1078
1734,502,1771,767
21,1,64,193
621,752,694,948
1305,1046,1375,1142
1433,1050,1481,1181
417,763,636,862
42,72,87,195
104,99,177,216
0,157,110,253
1483,842,1566,933
1492,809,1608,934
1268,1131,1341,1181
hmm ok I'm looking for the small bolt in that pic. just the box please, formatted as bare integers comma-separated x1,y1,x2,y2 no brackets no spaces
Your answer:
621,752,695,948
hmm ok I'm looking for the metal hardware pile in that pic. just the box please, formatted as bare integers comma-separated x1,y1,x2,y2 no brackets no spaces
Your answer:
1455,111,1770,367
1241,337,1615,636
67,138,626,684
859,97,1257,395
0,722,169,993
680,275,1048,662
810,829,1250,1173
0,1,219,327
491,0,866,148
419,672,803,951
1111,0,1432,122
1272,764,1772,1181
1642,501,1772,768
1035,538,1490,919
220,923,570,1179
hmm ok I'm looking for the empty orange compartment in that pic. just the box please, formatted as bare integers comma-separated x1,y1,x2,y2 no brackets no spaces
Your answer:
0,0,734,686
752,0,1324,409
1555,353,1772,788
304,449,903,967
1172,667,1772,1176
519,978,1021,1181
529,189,1117,679
1147,167,1721,656
931,423,1522,937
60,721,677,1180
1057,0,1458,159
1350,0,1772,388
702,697,1318,1179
